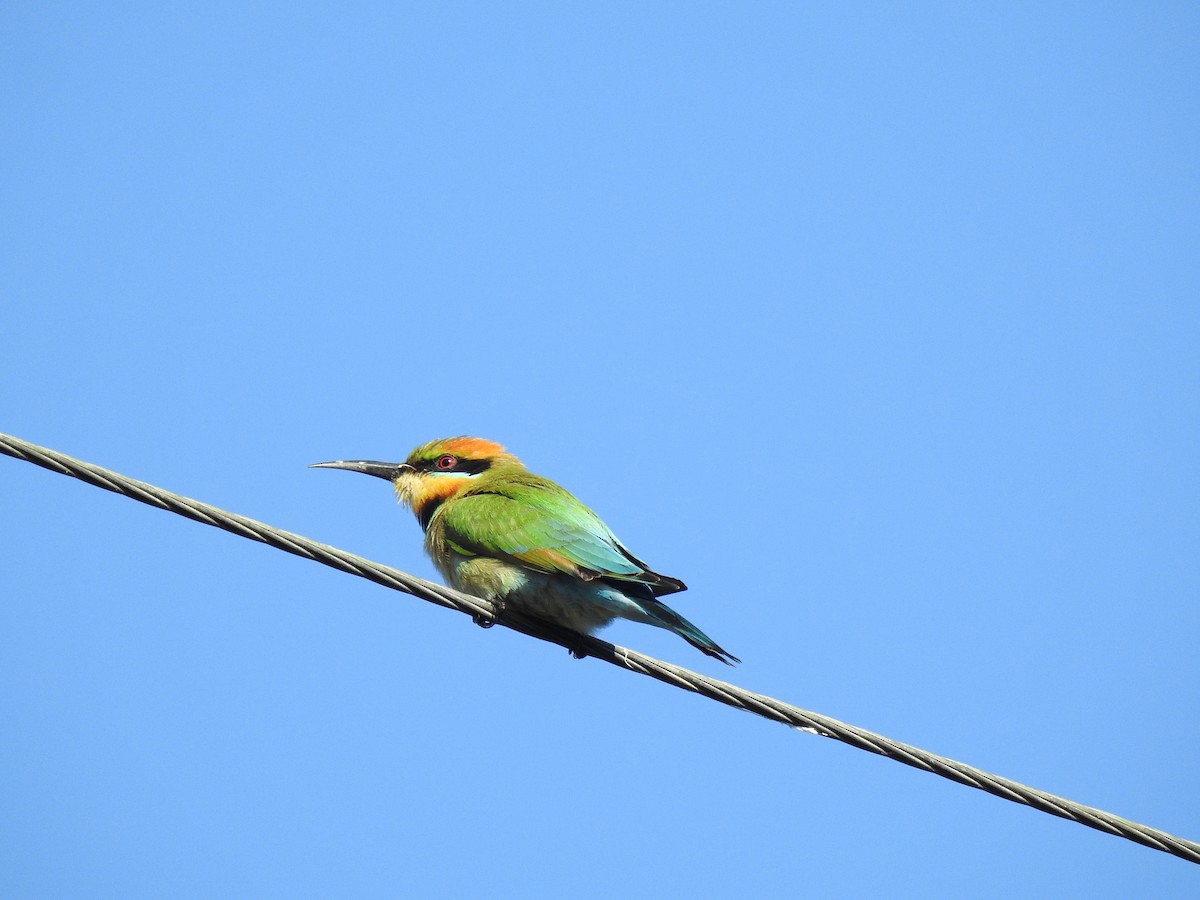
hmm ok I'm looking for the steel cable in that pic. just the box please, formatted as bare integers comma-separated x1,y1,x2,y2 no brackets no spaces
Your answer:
2,431,1196,865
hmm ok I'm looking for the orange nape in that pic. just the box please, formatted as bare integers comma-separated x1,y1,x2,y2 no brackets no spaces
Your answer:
405,436,520,465
436,437,510,459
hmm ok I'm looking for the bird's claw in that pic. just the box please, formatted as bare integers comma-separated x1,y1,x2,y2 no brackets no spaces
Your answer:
472,598,505,629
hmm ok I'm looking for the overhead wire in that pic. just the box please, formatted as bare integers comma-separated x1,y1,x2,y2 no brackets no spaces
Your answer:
2,431,1197,865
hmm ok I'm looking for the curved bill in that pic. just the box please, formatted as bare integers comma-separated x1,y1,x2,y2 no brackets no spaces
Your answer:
309,460,410,481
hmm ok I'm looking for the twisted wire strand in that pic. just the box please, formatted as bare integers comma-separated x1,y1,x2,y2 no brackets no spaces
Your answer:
2,431,1197,865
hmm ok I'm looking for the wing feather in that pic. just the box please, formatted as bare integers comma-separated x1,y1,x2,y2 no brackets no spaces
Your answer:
437,474,683,593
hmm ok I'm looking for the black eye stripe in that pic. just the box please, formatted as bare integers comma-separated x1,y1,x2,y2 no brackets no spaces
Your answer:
415,456,492,474
453,457,492,475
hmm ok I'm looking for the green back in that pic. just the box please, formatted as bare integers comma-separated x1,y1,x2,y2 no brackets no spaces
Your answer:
435,468,655,585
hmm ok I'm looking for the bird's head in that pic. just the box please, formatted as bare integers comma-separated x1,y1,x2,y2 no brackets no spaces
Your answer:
312,437,522,526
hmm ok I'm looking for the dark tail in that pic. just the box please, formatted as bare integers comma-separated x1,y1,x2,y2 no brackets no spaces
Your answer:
641,597,740,666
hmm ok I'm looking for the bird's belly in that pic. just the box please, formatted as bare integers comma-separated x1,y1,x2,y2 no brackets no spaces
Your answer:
439,555,635,634
440,555,527,601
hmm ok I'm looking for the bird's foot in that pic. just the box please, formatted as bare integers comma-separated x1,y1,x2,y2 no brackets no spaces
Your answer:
472,598,505,629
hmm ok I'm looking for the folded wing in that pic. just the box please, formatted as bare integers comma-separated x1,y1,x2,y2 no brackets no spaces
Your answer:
438,477,686,596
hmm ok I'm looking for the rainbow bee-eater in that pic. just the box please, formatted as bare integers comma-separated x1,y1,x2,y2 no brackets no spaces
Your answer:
312,437,738,665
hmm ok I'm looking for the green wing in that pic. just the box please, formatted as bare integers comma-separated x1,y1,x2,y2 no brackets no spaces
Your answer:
437,473,685,595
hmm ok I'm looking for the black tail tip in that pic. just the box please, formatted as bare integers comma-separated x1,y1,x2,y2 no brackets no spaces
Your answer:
699,644,740,666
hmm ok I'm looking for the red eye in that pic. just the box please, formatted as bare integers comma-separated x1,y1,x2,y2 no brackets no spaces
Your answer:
436,454,457,470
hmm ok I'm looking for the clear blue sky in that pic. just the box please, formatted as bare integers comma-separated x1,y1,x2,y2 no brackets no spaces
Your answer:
3,3,1198,896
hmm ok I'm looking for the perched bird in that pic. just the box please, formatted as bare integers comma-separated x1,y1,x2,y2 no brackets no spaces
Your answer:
312,437,738,665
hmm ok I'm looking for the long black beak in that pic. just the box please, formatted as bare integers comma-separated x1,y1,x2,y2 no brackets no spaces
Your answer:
309,459,411,481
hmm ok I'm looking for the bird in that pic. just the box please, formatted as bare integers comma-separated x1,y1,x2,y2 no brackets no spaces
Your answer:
312,437,738,665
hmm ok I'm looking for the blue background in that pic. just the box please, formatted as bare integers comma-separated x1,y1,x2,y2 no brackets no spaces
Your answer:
3,3,1197,896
